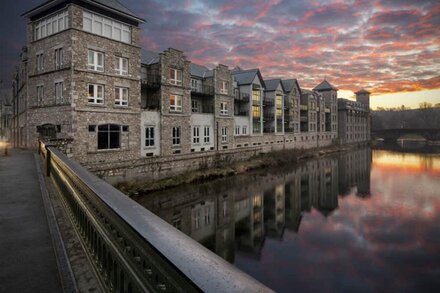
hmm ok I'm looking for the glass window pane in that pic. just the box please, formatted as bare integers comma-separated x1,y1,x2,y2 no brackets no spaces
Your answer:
98,131,108,149
109,132,120,148
88,85,94,97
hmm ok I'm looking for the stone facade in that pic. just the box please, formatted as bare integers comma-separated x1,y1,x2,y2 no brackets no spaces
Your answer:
11,0,371,181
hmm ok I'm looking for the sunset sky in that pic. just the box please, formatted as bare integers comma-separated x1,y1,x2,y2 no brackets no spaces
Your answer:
1,0,439,109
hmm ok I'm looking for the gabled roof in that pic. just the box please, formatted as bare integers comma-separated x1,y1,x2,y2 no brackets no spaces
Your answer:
190,63,213,78
264,79,284,92
23,0,145,23
281,79,301,94
313,80,338,91
355,89,371,94
232,68,265,87
141,49,160,65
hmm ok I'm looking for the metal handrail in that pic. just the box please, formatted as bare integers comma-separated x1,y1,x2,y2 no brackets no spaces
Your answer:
38,140,271,293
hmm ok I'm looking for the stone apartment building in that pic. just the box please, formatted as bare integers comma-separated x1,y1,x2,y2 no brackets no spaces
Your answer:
338,90,371,144
10,0,371,178
12,0,144,166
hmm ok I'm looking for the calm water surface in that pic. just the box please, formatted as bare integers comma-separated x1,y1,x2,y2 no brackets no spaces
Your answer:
135,147,440,292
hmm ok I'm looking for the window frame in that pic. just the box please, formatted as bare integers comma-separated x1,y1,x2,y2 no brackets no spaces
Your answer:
221,127,228,143
115,56,128,75
36,53,44,72
191,99,199,113
37,85,44,106
169,94,182,112
220,102,228,116
172,127,181,146
193,126,200,144
114,87,128,106
55,48,64,70
169,68,182,86
220,80,229,94
204,126,210,143
145,126,155,147
97,124,121,150
55,81,64,104
87,50,104,72
88,83,104,104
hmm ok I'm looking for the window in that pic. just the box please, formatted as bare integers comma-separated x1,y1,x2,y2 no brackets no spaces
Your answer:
220,102,228,115
83,11,131,44
97,124,120,150
36,54,44,72
193,126,200,144
145,126,155,147
191,100,199,113
115,57,128,75
55,48,64,69
242,126,247,135
204,126,210,143
88,84,104,104
220,80,229,94
235,126,240,136
55,82,64,104
169,68,182,86
221,127,227,143
88,50,104,71
204,207,211,225
34,10,69,41
37,85,44,105
169,94,182,112
172,127,181,146
191,79,198,91
115,87,128,106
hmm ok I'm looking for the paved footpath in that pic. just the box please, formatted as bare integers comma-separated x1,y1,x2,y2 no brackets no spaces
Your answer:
0,150,62,293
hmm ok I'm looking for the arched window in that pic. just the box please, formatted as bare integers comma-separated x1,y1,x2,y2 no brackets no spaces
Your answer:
98,124,120,150
37,123,58,139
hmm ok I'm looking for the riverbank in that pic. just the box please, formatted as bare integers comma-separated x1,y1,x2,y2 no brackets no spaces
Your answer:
116,142,368,197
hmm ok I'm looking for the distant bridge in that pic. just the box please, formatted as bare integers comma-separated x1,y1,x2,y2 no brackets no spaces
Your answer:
372,128,440,142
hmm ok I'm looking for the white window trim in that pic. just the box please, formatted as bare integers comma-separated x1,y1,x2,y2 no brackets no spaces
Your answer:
88,84,104,104
34,10,69,41
169,68,182,86
220,102,228,116
37,85,44,105
170,94,182,112
88,50,104,72
220,80,228,94
145,126,155,147
115,56,128,75
191,100,199,113
36,53,44,72
204,126,210,143
83,10,131,44
221,127,228,143
193,126,200,144
115,87,128,106
55,48,64,70
172,127,181,146
242,126,247,135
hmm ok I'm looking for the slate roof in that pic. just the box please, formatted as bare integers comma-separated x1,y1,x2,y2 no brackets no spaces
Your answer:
141,49,160,65
232,68,265,87
281,79,300,93
355,89,371,94
91,0,142,20
264,79,283,92
190,63,213,78
313,80,338,91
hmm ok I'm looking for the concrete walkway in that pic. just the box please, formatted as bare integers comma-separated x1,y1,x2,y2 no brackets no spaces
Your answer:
0,150,62,293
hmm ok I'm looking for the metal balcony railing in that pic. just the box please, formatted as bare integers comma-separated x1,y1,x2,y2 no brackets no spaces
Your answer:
234,92,250,102
191,84,214,96
263,98,274,106
38,140,272,293
141,74,161,88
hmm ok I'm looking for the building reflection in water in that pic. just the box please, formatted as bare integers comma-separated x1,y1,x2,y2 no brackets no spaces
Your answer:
137,148,372,263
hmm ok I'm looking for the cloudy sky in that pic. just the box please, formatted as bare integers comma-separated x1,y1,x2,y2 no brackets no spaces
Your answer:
1,0,439,108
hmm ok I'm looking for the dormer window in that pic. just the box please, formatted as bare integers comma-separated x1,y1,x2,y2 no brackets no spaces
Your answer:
169,68,182,86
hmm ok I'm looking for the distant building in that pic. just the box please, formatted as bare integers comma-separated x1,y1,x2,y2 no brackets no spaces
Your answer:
338,90,371,144
0,89,13,140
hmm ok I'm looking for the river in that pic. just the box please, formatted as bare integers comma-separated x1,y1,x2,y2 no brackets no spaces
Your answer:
134,146,440,292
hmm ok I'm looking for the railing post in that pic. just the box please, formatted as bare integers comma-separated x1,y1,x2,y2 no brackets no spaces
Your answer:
46,148,51,177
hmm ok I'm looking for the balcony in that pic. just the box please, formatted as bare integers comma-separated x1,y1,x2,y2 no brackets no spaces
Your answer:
252,99,261,106
263,98,274,107
264,112,274,120
141,73,161,88
191,84,214,97
300,116,308,122
300,105,308,111
325,107,331,113
235,111,249,116
235,92,250,103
